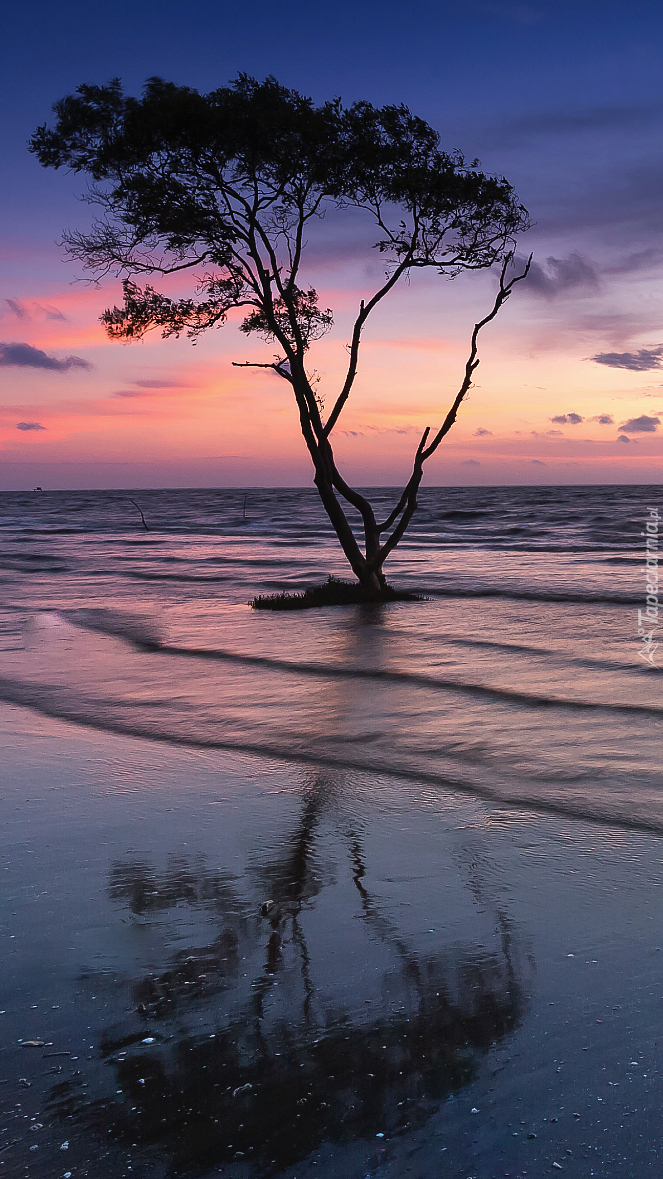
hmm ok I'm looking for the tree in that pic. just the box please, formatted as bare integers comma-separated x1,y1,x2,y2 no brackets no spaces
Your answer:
31,75,531,597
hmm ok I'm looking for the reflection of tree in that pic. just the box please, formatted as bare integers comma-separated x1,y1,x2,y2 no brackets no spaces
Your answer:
108,858,245,1015
94,955,520,1176
48,769,529,1176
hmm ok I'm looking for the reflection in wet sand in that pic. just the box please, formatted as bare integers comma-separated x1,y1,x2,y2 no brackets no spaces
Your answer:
46,773,529,1176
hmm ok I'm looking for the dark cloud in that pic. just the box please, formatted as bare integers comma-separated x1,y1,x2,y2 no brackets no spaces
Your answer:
461,458,481,465
16,421,46,431
34,303,68,322
619,415,660,433
520,252,600,300
576,312,643,346
591,346,663,372
114,378,192,397
603,248,663,277
340,425,418,438
541,160,663,241
590,414,614,424
5,299,27,319
494,102,663,146
530,458,546,465
475,107,663,251
0,342,92,372
473,427,492,436
617,434,631,443
551,413,583,424
3,299,67,322
134,379,188,388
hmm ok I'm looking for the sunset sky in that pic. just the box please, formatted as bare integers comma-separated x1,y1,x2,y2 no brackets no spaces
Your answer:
2,0,663,489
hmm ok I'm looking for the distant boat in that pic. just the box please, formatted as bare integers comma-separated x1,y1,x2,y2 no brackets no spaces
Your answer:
33,486,43,491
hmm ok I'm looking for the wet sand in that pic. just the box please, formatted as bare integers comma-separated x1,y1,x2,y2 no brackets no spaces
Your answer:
3,702,663,1179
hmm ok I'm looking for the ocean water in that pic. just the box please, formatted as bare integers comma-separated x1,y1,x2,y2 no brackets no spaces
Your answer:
2,483,663,1179
0,484,660,829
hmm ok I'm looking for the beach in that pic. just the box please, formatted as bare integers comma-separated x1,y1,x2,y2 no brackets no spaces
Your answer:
1,485,662,1177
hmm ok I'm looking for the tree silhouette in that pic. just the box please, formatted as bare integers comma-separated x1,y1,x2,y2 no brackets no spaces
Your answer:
31,75,530,596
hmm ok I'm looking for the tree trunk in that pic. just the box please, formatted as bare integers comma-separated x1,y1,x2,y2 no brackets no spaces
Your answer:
358,566,387,598
360,520,387,597
312,473,389,597
313,472,368,582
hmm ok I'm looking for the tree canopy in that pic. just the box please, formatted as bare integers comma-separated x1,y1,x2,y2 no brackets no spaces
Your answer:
31,75,531,596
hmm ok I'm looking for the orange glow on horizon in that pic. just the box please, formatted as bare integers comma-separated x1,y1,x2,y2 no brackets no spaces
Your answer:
2,271,663,487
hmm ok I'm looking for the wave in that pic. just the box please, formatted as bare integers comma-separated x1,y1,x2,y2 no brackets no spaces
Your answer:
2,673,663,837
148,643,663,715
124,571,233,583
58,609,661,713
36,570,637,605
394,540,633,553
60,608,165,647
424,587,640,606
442,634,658,675
0,558,70,573
95,538,167,547
2,530,637,557
6,526,88,535
599,556,644,566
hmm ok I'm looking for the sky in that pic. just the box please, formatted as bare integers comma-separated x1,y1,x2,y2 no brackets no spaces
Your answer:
1,0,663,489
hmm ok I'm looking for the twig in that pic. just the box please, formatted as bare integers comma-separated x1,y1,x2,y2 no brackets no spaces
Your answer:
232,359,292,381
129,498,150,531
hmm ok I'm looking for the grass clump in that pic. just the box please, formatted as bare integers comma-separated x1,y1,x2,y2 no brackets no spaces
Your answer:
251,575,423,611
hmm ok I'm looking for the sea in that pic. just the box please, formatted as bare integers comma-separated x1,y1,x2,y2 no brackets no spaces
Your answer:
1,482,663,1179
0,483,660,830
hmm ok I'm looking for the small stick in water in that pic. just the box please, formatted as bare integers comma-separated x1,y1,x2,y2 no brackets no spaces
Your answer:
130,498,150,531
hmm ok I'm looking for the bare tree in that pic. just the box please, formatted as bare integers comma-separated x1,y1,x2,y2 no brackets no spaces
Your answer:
31,75,531,597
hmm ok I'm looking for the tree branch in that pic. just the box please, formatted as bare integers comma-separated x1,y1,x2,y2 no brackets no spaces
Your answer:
372,253,531,566
421,252,531,462
323,253,416,437
376,429,430,533
232,358,293,381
